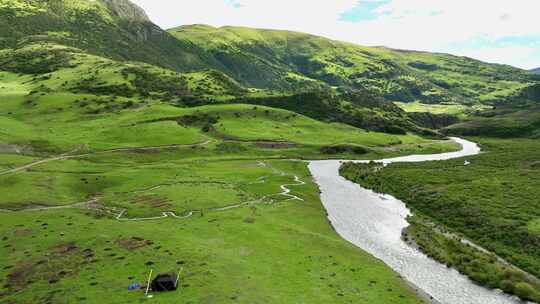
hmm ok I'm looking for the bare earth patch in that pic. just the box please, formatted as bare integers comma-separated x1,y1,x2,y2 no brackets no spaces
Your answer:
115,236,153,251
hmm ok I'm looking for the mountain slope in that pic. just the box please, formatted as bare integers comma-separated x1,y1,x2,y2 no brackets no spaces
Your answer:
532,68,540,74
0,0,222,71
0,40,441,153
170,25,540,105
2,0,538,109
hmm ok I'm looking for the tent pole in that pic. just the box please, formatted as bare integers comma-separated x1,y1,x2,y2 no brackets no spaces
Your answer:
145,269,153,296
175,267,183,288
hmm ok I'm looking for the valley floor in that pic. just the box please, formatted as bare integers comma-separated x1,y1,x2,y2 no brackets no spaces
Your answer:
0,150,448,303
0,80,457,302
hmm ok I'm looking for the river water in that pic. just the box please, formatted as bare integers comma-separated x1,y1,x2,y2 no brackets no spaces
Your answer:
308,138,525,304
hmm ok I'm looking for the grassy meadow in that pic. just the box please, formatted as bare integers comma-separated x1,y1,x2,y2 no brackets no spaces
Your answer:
395,101,492,118
0,155,434,304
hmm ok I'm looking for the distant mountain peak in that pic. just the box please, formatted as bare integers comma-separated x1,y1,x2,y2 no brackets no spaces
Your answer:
101,0,150,22
531,68,540,74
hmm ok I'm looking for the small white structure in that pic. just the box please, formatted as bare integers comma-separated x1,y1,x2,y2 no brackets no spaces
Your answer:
464,160,471,166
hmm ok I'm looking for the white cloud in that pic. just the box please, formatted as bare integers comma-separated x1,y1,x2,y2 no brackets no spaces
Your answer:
131,0,540,69
453,45,538,69
356,0,540,48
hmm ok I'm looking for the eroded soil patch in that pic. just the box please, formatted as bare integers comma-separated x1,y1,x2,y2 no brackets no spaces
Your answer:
115,236,153,251
4,242,88,296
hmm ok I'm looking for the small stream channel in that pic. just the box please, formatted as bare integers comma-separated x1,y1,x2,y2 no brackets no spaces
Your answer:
308,138,527,304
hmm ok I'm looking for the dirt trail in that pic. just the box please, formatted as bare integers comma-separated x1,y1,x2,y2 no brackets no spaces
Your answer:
0,198,99,213
3,161,306,222
112,161,306,221
0,140,211,176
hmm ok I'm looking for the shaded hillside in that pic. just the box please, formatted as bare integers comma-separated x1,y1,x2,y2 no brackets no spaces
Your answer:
170,25,540,105
231,90,442,135
532,68,540,74
443,105,540,138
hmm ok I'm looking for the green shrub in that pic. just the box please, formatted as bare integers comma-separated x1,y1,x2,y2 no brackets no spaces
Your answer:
514,282,537,301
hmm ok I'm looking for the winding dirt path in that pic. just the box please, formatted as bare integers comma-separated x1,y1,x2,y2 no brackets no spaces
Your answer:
0,140,211,176
1,161,306,222
112,161,306,221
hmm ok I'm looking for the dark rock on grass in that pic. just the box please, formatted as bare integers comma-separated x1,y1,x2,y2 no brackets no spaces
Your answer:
244,217,255,224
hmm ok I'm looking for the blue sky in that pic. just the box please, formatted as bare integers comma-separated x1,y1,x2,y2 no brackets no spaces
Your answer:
132,0,540,69
339,0,390,22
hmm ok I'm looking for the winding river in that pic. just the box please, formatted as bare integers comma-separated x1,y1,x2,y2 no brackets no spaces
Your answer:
308,138,526,304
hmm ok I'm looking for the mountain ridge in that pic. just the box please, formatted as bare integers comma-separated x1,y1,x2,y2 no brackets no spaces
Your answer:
169,24,539,105
171,24,526,69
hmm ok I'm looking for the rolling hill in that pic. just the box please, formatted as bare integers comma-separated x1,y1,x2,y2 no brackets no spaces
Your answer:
169,25,540,106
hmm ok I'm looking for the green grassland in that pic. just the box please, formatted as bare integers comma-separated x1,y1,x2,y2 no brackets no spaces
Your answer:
395,101,492,118
340,138,540,301
0,41,451,157
0,154,435,304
